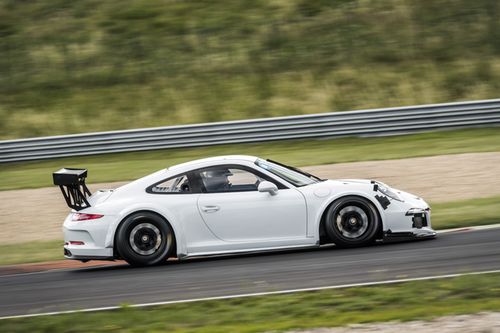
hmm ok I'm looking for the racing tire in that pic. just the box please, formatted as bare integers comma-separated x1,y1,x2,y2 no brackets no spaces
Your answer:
116,212,174,266
324,196,380,247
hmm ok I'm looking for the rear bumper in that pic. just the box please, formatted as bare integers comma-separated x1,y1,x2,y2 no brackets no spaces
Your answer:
63,243,114,261
63,213,117,261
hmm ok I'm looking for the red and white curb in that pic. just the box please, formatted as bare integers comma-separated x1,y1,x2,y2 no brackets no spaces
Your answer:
437,223,500,234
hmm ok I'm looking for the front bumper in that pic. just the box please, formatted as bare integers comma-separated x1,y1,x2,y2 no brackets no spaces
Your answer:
383,227,436,242
381,192,437,240
384,204,436,241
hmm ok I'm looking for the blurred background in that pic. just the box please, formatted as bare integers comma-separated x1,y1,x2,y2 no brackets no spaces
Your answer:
1,0,500,139
1,0,500,250
1,1,500,331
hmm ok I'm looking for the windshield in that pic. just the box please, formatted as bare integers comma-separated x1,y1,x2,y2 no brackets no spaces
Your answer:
255,159,320,187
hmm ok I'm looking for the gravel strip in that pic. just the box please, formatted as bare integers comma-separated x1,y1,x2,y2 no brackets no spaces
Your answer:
1,152,499,244
285,312,500,333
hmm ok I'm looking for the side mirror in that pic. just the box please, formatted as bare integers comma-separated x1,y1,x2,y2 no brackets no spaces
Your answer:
258,181,278,196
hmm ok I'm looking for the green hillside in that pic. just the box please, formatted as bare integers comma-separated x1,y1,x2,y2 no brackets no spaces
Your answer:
1,0,500,139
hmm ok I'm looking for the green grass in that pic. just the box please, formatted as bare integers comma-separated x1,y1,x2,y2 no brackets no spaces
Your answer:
2,272,500,332
2,0,500,139
1,127,500,191
431,196,500,229
2,195,499,266
0,240,62,266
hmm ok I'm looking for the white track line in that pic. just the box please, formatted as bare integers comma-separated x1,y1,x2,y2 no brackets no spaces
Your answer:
1,269,500,321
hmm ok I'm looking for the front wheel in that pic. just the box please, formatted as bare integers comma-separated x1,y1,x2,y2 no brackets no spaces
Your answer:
324,196,380,247
116,212,174,266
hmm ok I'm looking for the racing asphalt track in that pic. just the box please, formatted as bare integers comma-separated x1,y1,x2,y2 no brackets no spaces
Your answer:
1,227,500,318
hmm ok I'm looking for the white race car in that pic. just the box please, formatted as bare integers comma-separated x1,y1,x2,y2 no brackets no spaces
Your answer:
54,155,436,266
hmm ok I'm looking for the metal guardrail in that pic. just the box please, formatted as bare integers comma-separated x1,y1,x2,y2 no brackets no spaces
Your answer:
1,99,500,163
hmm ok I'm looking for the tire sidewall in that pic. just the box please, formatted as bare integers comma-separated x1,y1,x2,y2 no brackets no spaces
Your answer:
116,212,173,266
325,196,380,247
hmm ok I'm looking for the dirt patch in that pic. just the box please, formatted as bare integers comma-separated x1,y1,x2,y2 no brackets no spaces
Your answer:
286,312,500,333
1,152,499,245
304,152,500,203
0,182,127,245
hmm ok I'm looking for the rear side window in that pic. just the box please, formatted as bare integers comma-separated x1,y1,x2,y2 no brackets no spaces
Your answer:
150,174,191,193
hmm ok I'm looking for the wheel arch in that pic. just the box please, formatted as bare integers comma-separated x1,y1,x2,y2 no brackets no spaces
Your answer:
317,194,384,245
112,209,179,259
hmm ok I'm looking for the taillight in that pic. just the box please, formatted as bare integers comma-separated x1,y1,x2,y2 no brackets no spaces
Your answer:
72,213,104,221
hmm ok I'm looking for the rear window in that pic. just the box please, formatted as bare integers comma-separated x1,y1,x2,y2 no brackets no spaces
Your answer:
150,174,191,193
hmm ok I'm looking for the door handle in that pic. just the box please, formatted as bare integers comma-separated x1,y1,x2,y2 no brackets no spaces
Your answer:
201,205,220,213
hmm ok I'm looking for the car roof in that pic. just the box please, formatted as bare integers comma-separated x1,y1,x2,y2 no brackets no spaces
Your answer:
168,155,259,172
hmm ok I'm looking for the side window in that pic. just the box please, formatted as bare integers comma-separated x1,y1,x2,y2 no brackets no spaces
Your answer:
199,167,263,193
150,174,191,193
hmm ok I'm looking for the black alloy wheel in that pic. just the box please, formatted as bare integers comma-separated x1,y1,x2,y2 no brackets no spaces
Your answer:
116,212,174,266
325,196,380,247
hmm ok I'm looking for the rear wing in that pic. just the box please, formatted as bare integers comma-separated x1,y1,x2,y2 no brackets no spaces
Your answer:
53,168,92,211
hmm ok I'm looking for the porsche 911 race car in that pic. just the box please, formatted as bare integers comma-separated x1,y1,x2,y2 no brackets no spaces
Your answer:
54,155,436,266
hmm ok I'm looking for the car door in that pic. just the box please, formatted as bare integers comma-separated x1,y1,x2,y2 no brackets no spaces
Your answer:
196,165,307,242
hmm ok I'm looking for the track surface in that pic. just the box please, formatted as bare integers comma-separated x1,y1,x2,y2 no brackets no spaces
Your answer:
1,228,500,317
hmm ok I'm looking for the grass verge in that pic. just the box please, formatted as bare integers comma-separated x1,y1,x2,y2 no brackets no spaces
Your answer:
0,240,62,266
1,195,499,266
3,1,500,139
1,127,500,191
431,196,500,230
2,272,500,332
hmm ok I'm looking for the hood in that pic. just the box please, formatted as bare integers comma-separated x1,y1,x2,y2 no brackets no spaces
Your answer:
336,179,373,185
319,179,427,207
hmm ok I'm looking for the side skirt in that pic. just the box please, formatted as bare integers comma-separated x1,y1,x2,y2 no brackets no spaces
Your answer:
179,242,320,261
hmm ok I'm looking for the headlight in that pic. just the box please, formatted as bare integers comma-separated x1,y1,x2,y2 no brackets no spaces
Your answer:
405,208,425,216
406,207,431,216
374,182,403,202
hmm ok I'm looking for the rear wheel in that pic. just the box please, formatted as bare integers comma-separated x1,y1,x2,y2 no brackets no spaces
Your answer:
324,196,380,247
116,212,174,266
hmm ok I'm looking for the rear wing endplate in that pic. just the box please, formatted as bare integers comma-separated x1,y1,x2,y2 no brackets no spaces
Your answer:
53,168,92,211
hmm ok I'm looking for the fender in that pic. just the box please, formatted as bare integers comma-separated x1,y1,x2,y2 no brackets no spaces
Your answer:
313,190,388,240
104,203,187,257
